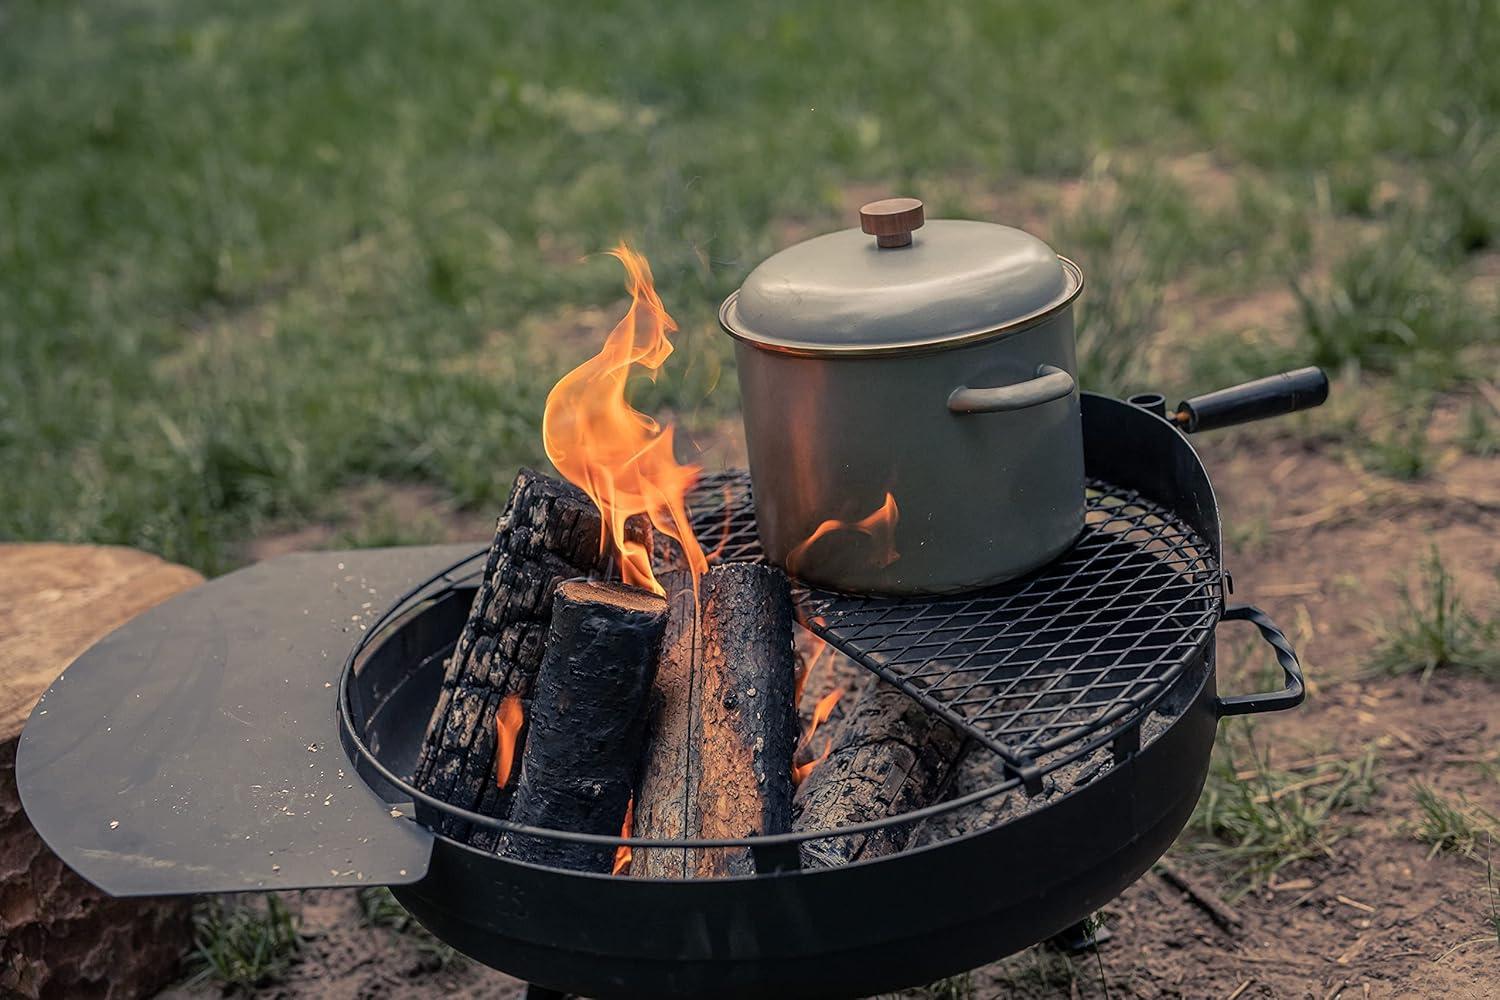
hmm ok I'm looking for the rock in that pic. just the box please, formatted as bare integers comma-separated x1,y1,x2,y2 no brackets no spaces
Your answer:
0,544,202,1000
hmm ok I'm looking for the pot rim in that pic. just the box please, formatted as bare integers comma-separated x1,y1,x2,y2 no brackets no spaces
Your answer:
719,255,1083,359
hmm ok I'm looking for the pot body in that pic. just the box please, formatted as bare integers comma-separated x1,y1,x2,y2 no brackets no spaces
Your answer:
735,308,1084,594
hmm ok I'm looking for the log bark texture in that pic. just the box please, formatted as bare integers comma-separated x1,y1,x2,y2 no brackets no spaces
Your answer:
411,468,614,844
629,569,698,878
694,563,798,875
791,677,966,869
499,580,668,872
633,563,798,877
0,544,199,1000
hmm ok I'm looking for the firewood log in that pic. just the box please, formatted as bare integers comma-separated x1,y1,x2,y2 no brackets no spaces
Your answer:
499,580,668,872
412,468,615,843
633,563,798,877
791,678,966,868
630,569,698,878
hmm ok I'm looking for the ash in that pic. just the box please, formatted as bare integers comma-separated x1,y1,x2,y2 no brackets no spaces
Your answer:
914,707,1179,846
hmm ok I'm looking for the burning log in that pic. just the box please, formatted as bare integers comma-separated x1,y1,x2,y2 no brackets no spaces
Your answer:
696,563,799,874
630,569,698,877
498,580,668,872
633,563,798,877
791,678,967,868
411,468,619,842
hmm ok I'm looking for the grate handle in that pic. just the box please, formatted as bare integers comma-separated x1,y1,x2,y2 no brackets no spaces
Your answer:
1215,604,1306,717
1174,366,1329,432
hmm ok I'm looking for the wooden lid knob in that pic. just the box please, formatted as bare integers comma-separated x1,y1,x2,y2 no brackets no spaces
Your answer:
859,197,925,248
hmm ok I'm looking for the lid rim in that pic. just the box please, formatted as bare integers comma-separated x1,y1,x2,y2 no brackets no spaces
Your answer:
720,256,1083,358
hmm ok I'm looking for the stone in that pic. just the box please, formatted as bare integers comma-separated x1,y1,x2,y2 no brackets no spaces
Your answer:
0,544,203,1000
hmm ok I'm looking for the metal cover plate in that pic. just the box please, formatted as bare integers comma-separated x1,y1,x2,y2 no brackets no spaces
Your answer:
16,545,477,897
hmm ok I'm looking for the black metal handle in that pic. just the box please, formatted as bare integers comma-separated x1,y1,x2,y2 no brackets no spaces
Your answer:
1215,604,1305,717
1176,367,1329,433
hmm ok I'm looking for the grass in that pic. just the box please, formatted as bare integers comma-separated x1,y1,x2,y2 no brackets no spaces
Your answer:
1489,854,1500,946
1460,400,1499,458
356,885,413,931
1184,725,1379,896
1410,782,1499,861
1370,547,1500,683
1291,232,1489,389
1360,400,1434,480
897,972,976,1000
3,1,1499,571
188,893,303,990
984,948,1081,996
356,886,465,970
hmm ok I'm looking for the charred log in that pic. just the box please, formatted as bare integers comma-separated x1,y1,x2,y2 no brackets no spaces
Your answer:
633,563,798,878
791,678,967,869
411,468,615,842
695,563,798,874
499,580,668,872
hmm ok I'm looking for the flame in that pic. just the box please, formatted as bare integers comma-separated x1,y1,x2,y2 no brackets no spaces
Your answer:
612,797,635,875
494,694,524,788
794,636,830,707
784,492,900,579
792,687,843,786
704,483,737,563
542,245,707,595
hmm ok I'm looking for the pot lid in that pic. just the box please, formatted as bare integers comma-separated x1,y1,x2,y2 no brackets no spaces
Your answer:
720,197,1082,356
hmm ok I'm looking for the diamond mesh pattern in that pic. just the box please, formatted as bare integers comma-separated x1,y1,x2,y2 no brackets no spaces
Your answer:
686,470,764,564
686,471,1222,782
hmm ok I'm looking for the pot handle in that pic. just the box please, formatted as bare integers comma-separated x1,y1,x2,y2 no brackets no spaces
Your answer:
948,364,1075,414
1215,604,1306,717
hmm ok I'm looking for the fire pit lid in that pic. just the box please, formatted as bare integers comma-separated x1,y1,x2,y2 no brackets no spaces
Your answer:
719,196,1082,356
12,546,479,896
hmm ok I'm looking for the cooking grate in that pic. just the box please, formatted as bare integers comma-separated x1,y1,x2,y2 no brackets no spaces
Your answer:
686,470,1222,793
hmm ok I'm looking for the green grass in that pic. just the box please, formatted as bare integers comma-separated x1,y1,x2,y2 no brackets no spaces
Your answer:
1411,782,1499,861
894,972,977,1000
1488,855,1500,945
356,885,466,971
1370,547,1500,683
1360,400,1435,480
1291,232,1490,388
188,893,303,990
1460,400,1499,458
3,0,1499,571
1184,726,1379,896
356,885,413,931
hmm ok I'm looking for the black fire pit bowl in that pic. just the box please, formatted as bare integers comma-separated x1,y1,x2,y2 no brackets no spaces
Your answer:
17,392,1309,1000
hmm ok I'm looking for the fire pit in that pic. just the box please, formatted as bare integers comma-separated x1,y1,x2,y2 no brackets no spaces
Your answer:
18,386,1312,1000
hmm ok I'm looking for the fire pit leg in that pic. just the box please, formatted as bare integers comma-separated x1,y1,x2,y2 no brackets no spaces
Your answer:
1046,916,1113,954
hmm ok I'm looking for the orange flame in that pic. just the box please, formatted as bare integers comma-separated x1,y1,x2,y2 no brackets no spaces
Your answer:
792,687,843,786
784,492,900,579
542,245,707,595
704,483,737,563
794,636,830,708
494,694,524,788
612,797,635,875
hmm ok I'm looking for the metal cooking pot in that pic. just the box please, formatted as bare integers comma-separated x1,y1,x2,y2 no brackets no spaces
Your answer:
719,197,1085,594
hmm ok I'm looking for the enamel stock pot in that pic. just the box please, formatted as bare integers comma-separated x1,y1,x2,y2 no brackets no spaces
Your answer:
720,197,1086,594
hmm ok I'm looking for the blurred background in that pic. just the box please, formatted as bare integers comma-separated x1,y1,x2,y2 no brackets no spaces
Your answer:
2,2,1497,997
2,0,1495,573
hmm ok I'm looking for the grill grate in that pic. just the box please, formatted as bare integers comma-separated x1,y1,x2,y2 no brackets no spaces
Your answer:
686,471,1222,790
